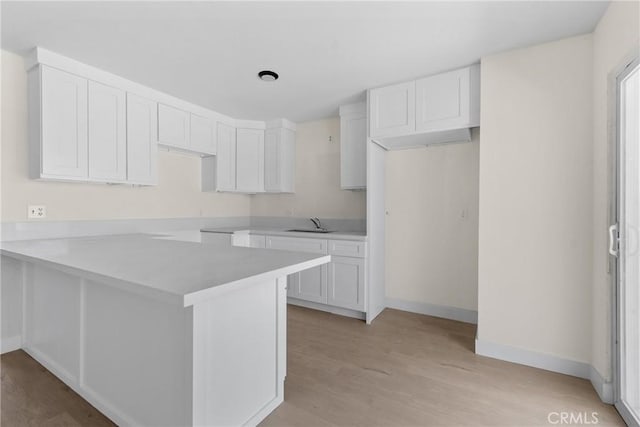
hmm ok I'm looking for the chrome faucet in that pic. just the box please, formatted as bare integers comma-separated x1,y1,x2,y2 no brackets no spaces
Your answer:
310,217,322,230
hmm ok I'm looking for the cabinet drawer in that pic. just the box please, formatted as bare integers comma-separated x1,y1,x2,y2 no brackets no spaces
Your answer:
328,240,366,258
266,236,327,254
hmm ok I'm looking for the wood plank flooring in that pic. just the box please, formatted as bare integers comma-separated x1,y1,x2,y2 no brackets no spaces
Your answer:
1,306,624,426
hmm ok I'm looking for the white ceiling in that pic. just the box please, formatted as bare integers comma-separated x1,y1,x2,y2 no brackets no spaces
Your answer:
1,1,609,123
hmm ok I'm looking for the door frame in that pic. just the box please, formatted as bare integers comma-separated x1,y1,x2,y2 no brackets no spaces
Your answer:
612,54,640,427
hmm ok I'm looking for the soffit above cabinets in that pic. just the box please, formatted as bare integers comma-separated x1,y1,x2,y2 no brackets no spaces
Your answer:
2,1,609,122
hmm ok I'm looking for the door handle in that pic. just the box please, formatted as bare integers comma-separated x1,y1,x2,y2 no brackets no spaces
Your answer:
609,224,619,257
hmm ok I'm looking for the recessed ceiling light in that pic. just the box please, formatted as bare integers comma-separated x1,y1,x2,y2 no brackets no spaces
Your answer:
258,70,279,82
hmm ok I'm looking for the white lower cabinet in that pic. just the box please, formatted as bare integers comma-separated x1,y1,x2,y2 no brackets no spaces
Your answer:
263,235,367,314
231,233,266,249
288,265,328,304
328,256,365,311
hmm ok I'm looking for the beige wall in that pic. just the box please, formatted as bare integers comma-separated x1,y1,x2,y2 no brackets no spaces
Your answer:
478,35,593,363
1,50,252,221
250,117,366,219
591,1,640,381
385,132,479,311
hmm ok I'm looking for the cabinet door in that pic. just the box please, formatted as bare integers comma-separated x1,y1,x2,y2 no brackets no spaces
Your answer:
280,129,296,193
88,81,126,182
369,81,415,138
215,123,236,191
416,67,470,132
158,104,190,148
340,113,367,189
264,128,295,193
127,93,158,185
236,128,265,193
288,264,328,304
264,128,280,192
328,256,365,311
190,114,216,155
40,66,88,178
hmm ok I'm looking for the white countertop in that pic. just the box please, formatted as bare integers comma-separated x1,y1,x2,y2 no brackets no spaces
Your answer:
200,226,367,241
0,233,330,307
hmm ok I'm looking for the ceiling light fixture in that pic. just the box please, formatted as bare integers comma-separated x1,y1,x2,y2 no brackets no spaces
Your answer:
258,70,279,82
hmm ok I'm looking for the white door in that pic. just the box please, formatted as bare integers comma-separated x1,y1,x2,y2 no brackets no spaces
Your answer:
88,81,126,182
415,68,469,132
236,128,264,193
215,123,236,191
191,114,216,155
288,265,328,304
40,66,88,178
369,81,415,138
126,93,158,185
614,59,640,427
158,104,190,149
264,128,280,192
327,256,365,311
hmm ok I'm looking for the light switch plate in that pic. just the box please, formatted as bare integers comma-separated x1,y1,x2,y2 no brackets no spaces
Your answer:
28,205,46,219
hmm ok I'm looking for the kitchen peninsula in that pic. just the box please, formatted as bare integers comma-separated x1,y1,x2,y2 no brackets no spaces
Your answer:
0,232,330,426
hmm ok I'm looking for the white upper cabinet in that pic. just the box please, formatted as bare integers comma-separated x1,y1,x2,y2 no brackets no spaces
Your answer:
367,64,480,149
415,64,480,132
264,122,295,193
88,81,127,182
27,48,295,189
214,122,237,192
339,103,367,190
32,65,88,179
190,114,216,155
158,104,190,149
236,128,265,193
369,81,415,138
126,93,158,185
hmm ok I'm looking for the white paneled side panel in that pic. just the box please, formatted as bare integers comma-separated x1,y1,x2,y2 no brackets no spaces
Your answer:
126,93,158,185
264,128,280,192
190,113,216,155
369,81,415,138
236,128,265,193
1,256,23,354
215,122,237,191
328,240,367,258
328,256,365,311
265,236,328,254
88,81,126,182
24,264,82,383
192,278,284,426
158,103,190,148
40,65,88,178
416,67,470,132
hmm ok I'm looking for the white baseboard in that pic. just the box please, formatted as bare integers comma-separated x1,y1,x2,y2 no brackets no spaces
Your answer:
385,297,478,324
1,335,22,354
590,365,614,404
475,338,590,379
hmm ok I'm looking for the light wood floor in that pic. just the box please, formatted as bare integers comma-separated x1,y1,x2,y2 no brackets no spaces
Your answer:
1,306,624,426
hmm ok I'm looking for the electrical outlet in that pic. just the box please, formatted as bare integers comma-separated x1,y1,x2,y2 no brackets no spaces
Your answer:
28,205,46,219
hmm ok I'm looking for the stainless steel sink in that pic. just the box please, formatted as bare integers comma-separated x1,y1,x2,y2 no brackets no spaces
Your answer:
286,229,333,233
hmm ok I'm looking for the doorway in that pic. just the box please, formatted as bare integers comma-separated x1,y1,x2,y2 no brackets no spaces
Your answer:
613,57,640,427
